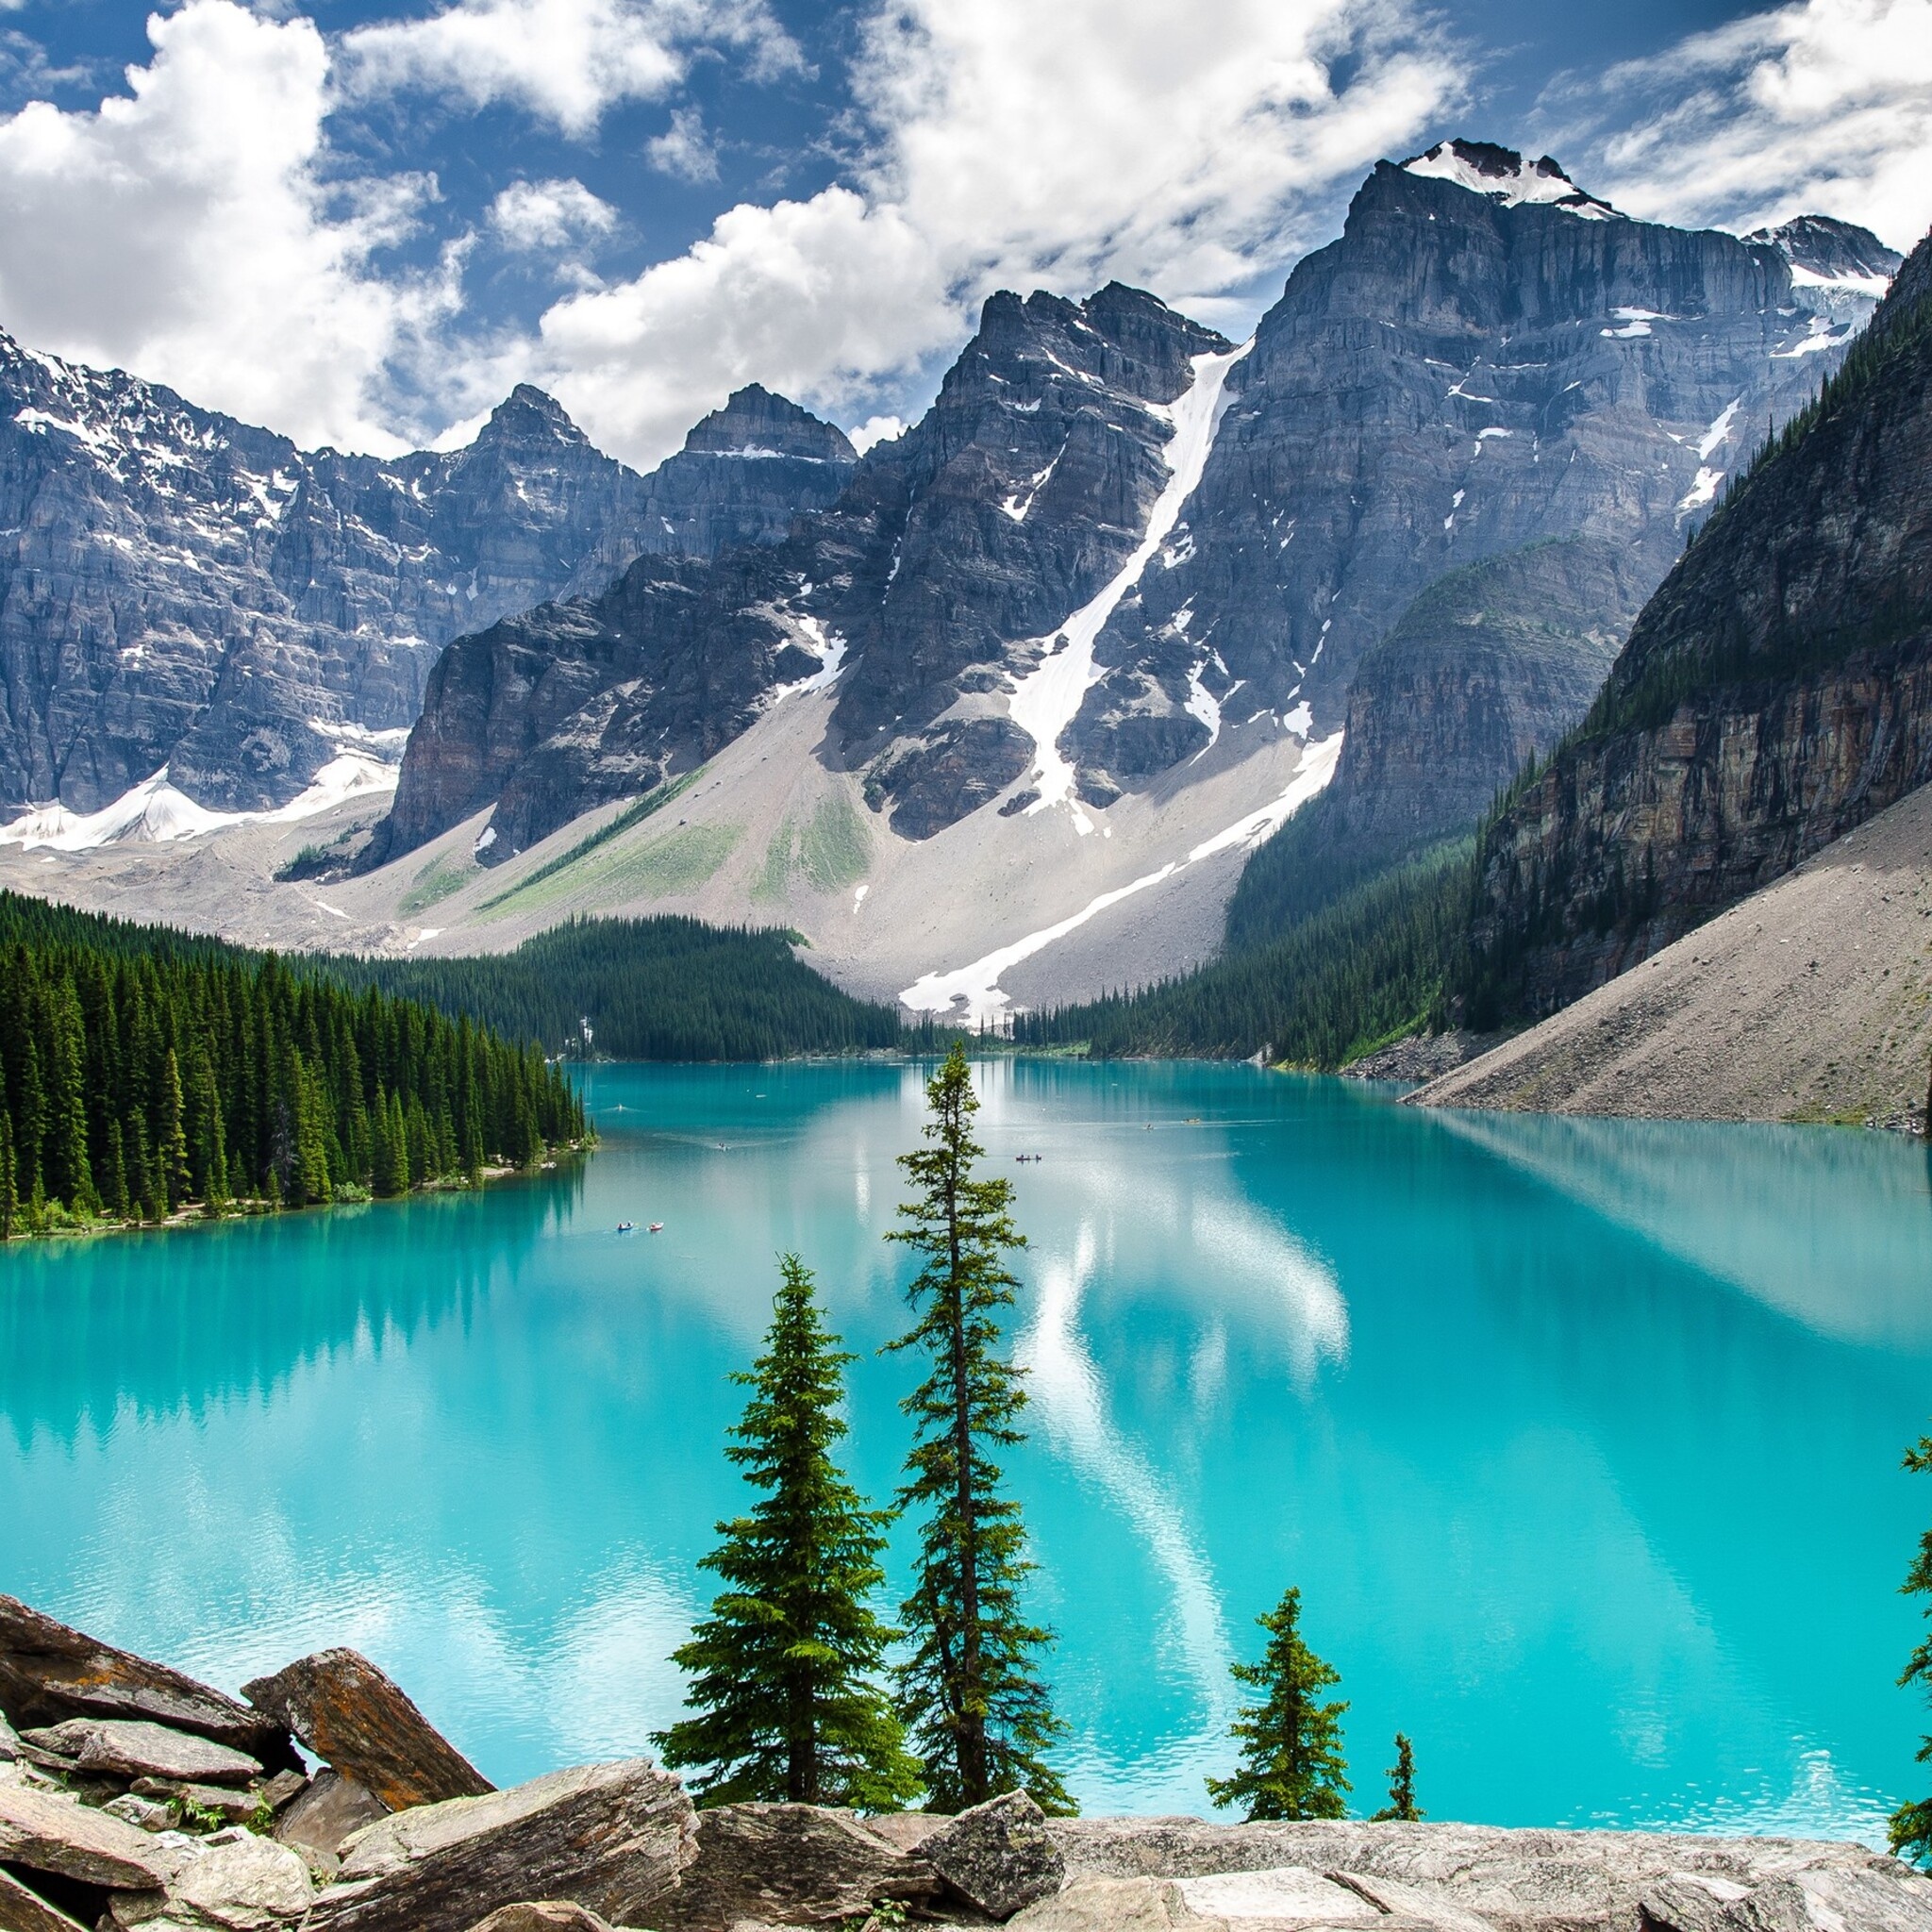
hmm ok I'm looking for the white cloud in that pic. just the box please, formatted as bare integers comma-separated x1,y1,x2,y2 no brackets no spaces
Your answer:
645,103,718,182
339,0,801,139
1553,0,1932,251
847,413,905,454
527,0,1470,466
489,175,619,251
0,0,441,452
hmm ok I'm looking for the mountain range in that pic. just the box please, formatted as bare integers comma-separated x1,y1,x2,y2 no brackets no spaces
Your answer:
0,140,1903,1021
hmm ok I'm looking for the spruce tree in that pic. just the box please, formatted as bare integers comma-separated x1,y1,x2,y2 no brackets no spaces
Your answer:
657,1254,919,1809
1891,1431,1932,1862
0,1109,15,1239
886,1043,1072,1815
158,1048,192,1209
1372,1733,1420,1821
1207,1586,1350,1821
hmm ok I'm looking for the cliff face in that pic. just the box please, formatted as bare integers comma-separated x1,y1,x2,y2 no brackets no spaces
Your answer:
1071,149,1896,807
632,384,856,558
1464,226,1932,1017
0,349,848,815
1319,539,1650,861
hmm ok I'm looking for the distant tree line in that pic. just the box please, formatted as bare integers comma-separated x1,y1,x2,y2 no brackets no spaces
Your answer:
0,891,586,1236
1012,841,1472,1067
327,916,913,1062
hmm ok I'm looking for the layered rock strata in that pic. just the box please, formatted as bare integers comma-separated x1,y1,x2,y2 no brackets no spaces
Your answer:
1463,224,1932,1017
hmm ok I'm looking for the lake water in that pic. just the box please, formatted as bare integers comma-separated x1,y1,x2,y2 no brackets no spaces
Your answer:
4,1060,1931,1840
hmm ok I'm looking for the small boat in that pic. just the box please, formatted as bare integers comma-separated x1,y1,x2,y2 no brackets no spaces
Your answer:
616,1221,635,1233
648,1222,665,1234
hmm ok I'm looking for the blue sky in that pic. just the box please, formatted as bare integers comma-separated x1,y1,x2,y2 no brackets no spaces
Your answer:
0,0,1926,464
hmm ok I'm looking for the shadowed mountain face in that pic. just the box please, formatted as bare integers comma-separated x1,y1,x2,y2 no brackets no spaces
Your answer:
0,351,852,816
1463,223,1932,1019
371,146,1890,878
371,282,1231,864
1072,154,1899,800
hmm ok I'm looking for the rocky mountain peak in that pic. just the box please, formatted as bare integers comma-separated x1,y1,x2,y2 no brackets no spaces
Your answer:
1746,215,1902,292
680,383,857,462
475,383,591,449
1401,139,1623,220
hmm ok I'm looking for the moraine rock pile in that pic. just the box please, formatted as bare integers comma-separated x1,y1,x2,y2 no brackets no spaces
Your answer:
3,1593,1929,1932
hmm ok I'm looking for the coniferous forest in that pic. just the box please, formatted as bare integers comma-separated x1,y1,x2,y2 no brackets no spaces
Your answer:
0,892,587,1236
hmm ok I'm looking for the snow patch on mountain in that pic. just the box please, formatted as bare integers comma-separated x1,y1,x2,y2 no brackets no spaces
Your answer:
0,753,397,852
898,732,1341,1026
1008,341,1252,832
1403,141,1622,221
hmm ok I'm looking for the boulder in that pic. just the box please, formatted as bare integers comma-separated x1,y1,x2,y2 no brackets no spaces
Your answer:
0,1865,92,1932
23,1722,261,1788
272,1771,387,1880
923,1791,1065,1919
858,1813,941,1854
107,1827,313,1931
103,1795,180,1834
129,1780,260,1825
1008,1876,1219,1931
0,1603,292,1771
0,1777,173,1890
0,1711,21,1761
241,1651,491,1811
465,1907,613,1932
305,1759,695,1932
1639,1877,1812,1932
650,1804,940,1930
1174,1867,1379,1923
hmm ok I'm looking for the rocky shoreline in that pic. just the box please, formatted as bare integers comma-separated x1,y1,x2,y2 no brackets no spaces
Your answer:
3,1594,1927,1932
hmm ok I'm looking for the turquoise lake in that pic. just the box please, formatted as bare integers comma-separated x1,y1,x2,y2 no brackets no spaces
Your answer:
4,1060,1932,1839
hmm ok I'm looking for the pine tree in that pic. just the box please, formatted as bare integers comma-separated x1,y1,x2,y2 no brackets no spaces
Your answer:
1891,1432,1932,1863
0,1109,15,1239
886,1043,1072,1815
158,1048,192,1210
1207,1586,1350,1822
657,1255,920,1809
1372,1733,1420,1822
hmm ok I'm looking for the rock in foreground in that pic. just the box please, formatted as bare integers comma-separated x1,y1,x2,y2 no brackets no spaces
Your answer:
306,1760,695,1932
0,1598,293,1768
924,1790,1066,1919
649,1801,939,1930
1041,1818,1932,1930
242,1650,491,1812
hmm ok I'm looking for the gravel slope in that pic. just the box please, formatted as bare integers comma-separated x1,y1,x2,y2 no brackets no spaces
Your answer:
1412,781,1932,1125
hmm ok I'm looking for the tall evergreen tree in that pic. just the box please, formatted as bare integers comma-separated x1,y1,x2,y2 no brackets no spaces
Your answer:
0,1108,16,1239
158,1049,192,1211
1891,1431,1932,1863
657,1255,920,1809
1372,1734,1420,1822
1207,1586,1350,1822
886,1044,1072,1815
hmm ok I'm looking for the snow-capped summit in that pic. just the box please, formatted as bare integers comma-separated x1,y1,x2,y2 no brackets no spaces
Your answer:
1401,140,1623,221
1746,215,1901,297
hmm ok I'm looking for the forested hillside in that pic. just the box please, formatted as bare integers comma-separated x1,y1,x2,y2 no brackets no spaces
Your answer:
333,918,908,1060
1014,843,1470,1065
0,894,587,1235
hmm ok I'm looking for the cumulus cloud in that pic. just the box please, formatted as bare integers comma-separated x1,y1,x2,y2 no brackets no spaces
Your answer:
1552,0,1932,249
848,413,905,454
339,0,801,138
0,0,442,451
489,175,619,250
645,103,718,182
529,0,1470,465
